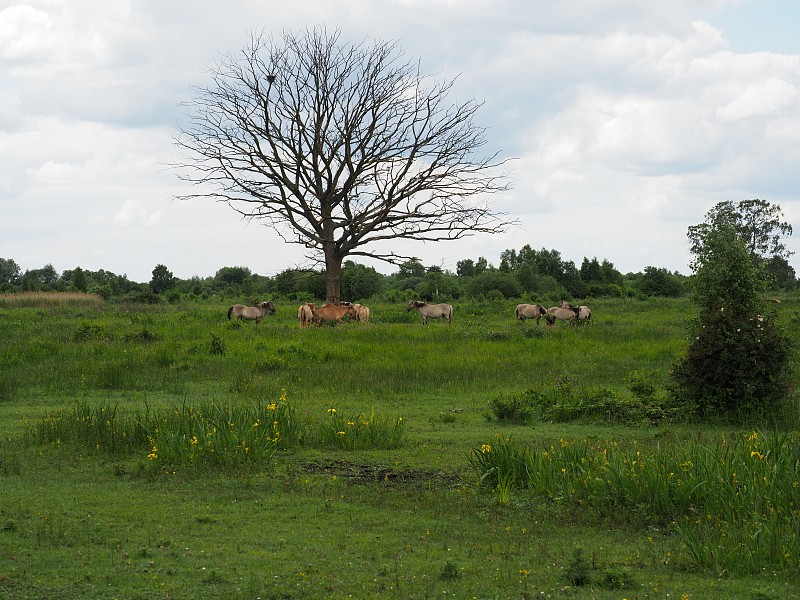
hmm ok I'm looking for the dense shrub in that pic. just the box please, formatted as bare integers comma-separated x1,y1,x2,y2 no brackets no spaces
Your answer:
466,271,522,299
671,308,792,419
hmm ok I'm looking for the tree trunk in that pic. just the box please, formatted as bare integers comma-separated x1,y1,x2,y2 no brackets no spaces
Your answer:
324,244,343,305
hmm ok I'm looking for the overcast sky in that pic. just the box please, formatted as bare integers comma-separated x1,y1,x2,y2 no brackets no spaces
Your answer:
2,0,800,283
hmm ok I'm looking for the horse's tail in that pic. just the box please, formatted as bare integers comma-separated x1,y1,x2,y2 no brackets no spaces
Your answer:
227,305,233,320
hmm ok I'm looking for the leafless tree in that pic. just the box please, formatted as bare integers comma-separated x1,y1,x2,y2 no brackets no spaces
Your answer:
175,28,513,304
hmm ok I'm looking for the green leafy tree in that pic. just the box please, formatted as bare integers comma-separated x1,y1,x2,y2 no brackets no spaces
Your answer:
0,258,21,288
765,256,797,290
71,267,88,292
672,221,793,419
273,268,325,299
456,259,476,277
21,264,58,291
415,268,461,301
635,266,685,297
396,259,426,280
580,257,603,283
687,199,793,262
466,270,521,299
341,261,384,301
150,264,175,295
599,259,623,285
214,266,252,288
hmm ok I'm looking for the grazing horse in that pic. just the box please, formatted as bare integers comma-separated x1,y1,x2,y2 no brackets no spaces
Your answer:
560,301,591,321
352,303,370,323
545,306,578,326
228,301,276,324
311,303,356,326
297,303,314,329
515,303,547,325
407,300,453,325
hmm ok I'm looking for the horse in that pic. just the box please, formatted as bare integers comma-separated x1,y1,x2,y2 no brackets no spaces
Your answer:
351,303,370,323
407,300,453,325
515,303,547,325
560,301,591,321
227,301,276,324
311,303,356,326
545,306,578,326
297,303,314,329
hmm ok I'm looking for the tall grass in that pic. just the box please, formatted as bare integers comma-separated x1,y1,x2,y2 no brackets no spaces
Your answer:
0,291,103,307
25,393,303,469
26,391,407,469
469,430,800,577
318,406,405,449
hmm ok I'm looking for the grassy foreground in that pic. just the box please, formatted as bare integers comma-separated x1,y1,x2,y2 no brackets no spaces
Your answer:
1,295,799,599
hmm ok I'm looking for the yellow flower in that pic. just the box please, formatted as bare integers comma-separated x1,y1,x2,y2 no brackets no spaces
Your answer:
480,444,492,454
190,436,198,445
337,431,345,436
328,408,337,415
267,403,277,411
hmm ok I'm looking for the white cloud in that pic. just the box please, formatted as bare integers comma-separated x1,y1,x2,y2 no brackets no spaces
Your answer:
107,199,163,227
716,77,798,122
2,0,800,281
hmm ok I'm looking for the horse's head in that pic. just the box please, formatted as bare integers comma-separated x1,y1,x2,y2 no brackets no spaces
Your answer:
261,301,276,314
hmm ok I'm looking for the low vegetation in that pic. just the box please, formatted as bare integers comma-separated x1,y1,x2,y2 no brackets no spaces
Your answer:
1,294,799,598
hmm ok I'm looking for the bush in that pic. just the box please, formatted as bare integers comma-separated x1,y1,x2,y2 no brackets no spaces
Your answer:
466,271,522,299
487,392,537,423
73,322,110,342
672,309,793,419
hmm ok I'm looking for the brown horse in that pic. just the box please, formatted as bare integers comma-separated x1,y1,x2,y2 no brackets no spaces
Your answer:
312,303,356,326
227,301,276,324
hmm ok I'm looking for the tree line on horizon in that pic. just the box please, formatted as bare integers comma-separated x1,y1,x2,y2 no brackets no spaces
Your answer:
1,243,796,305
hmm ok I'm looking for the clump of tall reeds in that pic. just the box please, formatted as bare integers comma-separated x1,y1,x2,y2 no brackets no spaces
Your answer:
318,406,405,450
469,431,800,577
0,291,103,308
27,390,407,469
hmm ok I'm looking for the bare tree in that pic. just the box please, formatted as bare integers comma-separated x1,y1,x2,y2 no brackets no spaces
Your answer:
175,28,512,304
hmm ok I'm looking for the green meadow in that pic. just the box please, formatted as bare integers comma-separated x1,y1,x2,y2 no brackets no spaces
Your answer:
1,294,799,599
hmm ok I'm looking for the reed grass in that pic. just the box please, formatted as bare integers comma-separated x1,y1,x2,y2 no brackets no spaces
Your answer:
0,291,103,307
469,430,800,577
26,390,406,469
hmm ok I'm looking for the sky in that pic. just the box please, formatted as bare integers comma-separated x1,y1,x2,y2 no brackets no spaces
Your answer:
2,0,800,283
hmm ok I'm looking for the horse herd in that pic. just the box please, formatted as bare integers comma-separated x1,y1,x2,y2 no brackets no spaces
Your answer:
515,302,592,326
228,299,591,327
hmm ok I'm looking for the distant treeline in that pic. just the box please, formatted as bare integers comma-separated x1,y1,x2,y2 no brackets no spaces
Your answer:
1,244,796,303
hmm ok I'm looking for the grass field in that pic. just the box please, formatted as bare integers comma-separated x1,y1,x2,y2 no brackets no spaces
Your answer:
1,295,799,599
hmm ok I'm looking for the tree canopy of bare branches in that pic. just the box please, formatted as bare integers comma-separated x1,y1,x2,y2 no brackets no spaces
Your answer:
175,28,512,303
